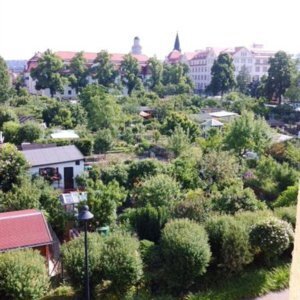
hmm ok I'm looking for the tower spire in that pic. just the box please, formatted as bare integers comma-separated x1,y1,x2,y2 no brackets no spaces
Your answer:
173,32,181,52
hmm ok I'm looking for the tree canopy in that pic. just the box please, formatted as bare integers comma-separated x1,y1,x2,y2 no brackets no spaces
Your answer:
0,56,10,102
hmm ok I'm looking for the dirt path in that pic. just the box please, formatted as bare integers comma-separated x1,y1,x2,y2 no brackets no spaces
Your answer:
289,183,300,300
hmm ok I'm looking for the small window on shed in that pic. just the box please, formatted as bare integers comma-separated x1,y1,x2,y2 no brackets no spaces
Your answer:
75,160,80,165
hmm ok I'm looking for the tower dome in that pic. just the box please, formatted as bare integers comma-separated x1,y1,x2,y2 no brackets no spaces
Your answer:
131,36,142,55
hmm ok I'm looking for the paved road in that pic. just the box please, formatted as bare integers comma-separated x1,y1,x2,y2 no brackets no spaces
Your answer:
253,289,289,300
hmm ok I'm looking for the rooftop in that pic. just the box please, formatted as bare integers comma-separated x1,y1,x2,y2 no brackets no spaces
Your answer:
0,209,52,251
22,145,84,167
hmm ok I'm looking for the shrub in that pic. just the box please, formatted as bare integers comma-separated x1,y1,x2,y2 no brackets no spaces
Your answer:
127,159,165,188
101,163,129,187
94,128,114,154
249,218,294,263
74,138,94,156
274,206,297,228
0,249,49,300
161,219,211,291
61,233,103,291
18,122,43,143
205,215,252,272
273,185,298,207
172,189,212,223
135,174,181,208
212,183,266,214
130,205,170,242
101,231,143,295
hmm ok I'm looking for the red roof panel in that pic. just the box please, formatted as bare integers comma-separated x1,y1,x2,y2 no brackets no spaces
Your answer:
0,209,53,251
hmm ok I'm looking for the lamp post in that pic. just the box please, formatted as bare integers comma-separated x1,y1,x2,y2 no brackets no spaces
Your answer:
78,205,94,300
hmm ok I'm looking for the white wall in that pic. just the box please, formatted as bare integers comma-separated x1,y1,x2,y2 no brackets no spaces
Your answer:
29,160,84,189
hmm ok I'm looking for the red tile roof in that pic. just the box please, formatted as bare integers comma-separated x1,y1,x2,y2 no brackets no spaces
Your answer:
0,209,53,251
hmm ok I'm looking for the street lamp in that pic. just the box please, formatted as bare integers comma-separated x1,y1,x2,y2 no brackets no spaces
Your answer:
78,205,94,300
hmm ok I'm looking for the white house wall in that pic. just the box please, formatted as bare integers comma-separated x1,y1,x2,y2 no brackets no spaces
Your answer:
29,160,84,189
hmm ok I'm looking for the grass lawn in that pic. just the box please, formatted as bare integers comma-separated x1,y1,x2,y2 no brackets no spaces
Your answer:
186,263,290,300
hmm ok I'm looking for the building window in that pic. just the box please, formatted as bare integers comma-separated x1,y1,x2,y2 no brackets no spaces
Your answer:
75,160,80,166
248,58,252,63
256,59,260,64
68,90,72,95
255,66,260,72
263,66,268,72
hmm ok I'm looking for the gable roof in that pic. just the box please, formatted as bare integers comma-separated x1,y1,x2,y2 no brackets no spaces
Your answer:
22,145,84,167
0,209,52,251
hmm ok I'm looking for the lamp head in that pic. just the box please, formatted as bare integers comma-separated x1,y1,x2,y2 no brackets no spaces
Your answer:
78,205,94,221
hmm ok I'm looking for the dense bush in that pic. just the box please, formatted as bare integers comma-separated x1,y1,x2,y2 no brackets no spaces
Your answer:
129,205,170,242
172,189,212,223
273,185,298,207
0,249,49,300
94,128,114,154
205,215,252,272
18,121,43,143
127,159,165,188
100,163,129,187
134,174,181,208
212,183,266,214
274,206,297,228
74,138,94,156
101,231,143,295
61,233,103,291
249,218,294,263
161,219,211,291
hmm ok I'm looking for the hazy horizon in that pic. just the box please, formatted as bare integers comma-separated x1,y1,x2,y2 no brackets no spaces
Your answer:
1,0,300,60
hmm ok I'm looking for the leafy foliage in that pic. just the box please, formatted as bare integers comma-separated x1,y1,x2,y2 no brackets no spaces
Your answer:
0,249,49,300
134,174,181,208
0,56,10,102
161,219,211,291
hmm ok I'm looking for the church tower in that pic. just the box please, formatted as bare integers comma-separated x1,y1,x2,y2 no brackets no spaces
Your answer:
131,36,142,55
173,32,181,52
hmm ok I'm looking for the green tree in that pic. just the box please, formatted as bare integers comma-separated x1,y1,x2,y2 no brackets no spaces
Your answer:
0,249,49,300
205,215,252,272
120,54,143,95
94,129,114,154
61,233,103,292
92,50,118,88
236,65,251,94
161,112,200,142
2,121,20,144
167,126,191,157
0,143,28,192
207,53,236,95
79,85,122,131
224,111,272,155
31,49,66,97
86,179,126,227
265,51,293,103
0,56,10,102
161,219,211,291
147,56,163,89
134,174,181,208
0,108,18,129
18,122,43,143
249,217,294,264
198,150,240,190
68,51,88,92
101,231,143,295
212,182,266,214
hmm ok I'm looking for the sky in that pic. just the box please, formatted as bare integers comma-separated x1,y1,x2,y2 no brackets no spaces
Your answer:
0,0,300,60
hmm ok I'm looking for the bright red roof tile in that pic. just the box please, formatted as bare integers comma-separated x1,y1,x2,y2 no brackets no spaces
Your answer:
0,209,52,251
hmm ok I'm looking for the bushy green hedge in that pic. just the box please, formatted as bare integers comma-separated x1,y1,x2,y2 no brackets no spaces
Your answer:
129,205,170,243
273,185,298,208
62,231,143,295
205,215,252,272
0,249,49,300
249,218,294,263
135,174,181,208
61,233,103,291
274,206,297,228
161,219,211,291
